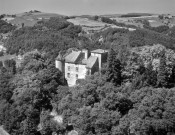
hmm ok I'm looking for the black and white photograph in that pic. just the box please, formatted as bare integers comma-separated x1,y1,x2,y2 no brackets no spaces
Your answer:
0,0,175,134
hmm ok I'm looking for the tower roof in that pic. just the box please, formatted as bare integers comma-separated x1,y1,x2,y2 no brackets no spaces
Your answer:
65,51,81,63
85,56,98,68
56,52,64,61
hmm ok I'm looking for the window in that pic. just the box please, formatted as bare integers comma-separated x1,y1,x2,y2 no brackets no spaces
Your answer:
68,66,70,71
86,70,90,75
76,74,78,79
67,73,70,78
76,67,79,72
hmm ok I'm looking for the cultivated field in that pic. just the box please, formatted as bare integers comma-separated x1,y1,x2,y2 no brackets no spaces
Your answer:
8,12,64,28
9,17,37,28
68,17,116,33
68,17,107,27
110,15,175,28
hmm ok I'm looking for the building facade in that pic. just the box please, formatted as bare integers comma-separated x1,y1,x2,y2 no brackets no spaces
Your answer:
55,49,108,86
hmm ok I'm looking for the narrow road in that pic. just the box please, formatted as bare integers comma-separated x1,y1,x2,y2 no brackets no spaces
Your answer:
0,126,9,135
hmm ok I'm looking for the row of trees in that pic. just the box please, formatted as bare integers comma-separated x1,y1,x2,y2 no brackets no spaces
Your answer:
100,17,137,29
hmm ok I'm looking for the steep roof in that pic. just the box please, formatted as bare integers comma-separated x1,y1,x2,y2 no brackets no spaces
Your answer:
65,51,81,63
85,56,98,68
64,49,103,68
91,49,108,54
56,52,64,61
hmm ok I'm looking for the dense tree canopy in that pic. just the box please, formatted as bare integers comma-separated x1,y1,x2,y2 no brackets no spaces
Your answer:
0,50,65,134
5,17,82,61
0,20,16,33
129,28,175,50
1,16,175,135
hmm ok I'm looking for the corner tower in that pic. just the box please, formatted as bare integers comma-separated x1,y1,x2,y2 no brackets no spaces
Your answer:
55,52,65,72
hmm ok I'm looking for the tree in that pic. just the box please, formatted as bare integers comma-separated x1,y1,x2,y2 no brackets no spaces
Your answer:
129,29,145,47
23,109,39,135
0,20,16,33
151,25,169,33
22,23,24,28
93,15,99,21
0,14,5,19
0,50,66,135
157,50,167,87
142,20,150,28
39,110,53,135
0,69,13,101
106,48,122,86
144,62,157,87
169,64,175,87
129,87,175,135
4,59,16,74
159,15,164,20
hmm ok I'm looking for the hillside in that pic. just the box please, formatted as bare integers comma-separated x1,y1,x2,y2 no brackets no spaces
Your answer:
16,11,64,19
129,28,175,50
67,17,136,34
5,17,82,59
67,17,113,33
8,11,65,28
9,17,37,28
0,20,16,33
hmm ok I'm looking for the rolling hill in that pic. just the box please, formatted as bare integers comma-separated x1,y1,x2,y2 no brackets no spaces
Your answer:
9,11,65,28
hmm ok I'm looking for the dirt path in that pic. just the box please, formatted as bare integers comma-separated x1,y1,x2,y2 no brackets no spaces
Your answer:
0,126,9,135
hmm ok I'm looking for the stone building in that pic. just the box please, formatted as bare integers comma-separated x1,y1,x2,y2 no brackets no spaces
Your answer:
55,49,108,86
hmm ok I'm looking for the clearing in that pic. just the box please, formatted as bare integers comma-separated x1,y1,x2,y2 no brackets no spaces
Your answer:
8,11,64,28
68,17,118,33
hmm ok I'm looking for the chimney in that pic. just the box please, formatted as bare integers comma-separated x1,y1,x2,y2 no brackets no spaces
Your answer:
82,49,89,59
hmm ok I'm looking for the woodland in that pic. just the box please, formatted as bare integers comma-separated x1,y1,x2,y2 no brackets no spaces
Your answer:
1,16,175,135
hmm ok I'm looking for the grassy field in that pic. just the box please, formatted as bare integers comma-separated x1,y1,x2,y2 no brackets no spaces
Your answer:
17,12,63,20
9,17,37,28
110,15,175,28
8,12,64,28
68,17,116,33
111,17,143,28
68,17,106,27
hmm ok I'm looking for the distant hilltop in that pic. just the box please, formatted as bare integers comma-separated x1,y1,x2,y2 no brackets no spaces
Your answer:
15,10,64,18
1,10,65,28
26,10,41,13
